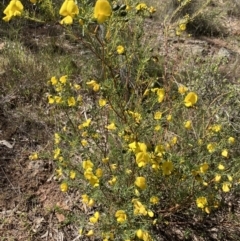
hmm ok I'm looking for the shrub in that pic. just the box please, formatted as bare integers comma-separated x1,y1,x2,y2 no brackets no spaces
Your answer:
3,0,238,240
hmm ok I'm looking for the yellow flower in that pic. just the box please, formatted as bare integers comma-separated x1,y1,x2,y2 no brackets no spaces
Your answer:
81,139,88,147
154,125,161,131
184,120,192,129
73,83,81,90
94,0,112,23
115,210,127,223
154,111,162,120
82,160,94,171
151,88,165,102
218,164,225,170
162,161,173,175
132,199,147,216
68,97,76,106
136,229,152,241
167,114,172,121
54,133,61,144
108,176,117,185
228,137,235,145
199,163,209,174
99,98,107,107
210,124,222,132
110,164,117,170
221,149,228,158
53,148,61,159
150,196,159,204
148,6,156,13
54,96,62,104
60,182,68,192
184,92,198,107
59,75,67,84
205,207,210,214
82,119,91,128
86,80,100,92
48,95,55,104
3,0,24,22
207,143,216,153
214,174,221,182
222,182,231,192
148,210,154,217
29,152,38,160
59,0,79,25
127,111,142,123
196,196,207,209
102,157,109,163
179,23,186,31
136,229,144,239
136,3,147,11
171,136,178,145
84,170,99,187
227,175,233,182
178,85,188,94
82,194,95,207
117,45,125,54
95,168,103,178
136,151,150,167
50,76,58,85
82,194,89,204
129,141,147,153
30,0,37,3
56,168,63,177
86,230,94,237
105,122,116,130
89,211,100,223
135,177,146,190
70,170,76,179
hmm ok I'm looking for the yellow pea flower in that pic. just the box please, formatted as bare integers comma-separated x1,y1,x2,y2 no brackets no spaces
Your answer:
218,164,225,170
60,182,68,192
117,45,125,54
221,149,228,158
207,143,216,153
196,196,207,209
94,0,112,24
214,174,221,182
184,120,192,129
228,137,235,144
68,97,76,106
178,85,188,94
105,122,117,130
3,0,24,22
86,230,94,237
50,76,58,85
89,211,100,223
59,0,79,25
134,177,146,190
222,182,231,192
184,92,198,107
115,210,127,223
154,111,162,120
69,170,76,179
29,152,38,160
136,3,147,11
150,196,159,204
199,163,209,174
